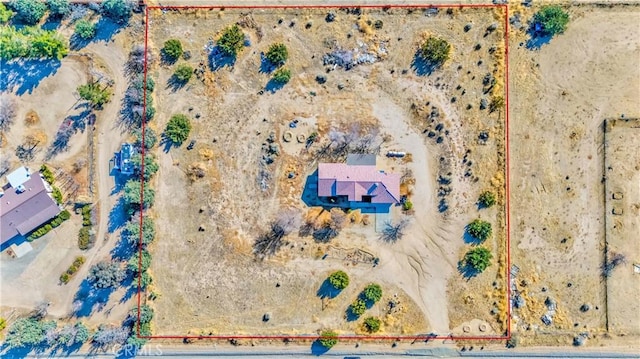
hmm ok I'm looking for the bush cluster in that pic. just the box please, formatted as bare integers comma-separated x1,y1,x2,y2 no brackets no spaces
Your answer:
77,82,112,108
363,316,381,333
0,4,15,24
328,270,349,290
478,191,496,208
78,205,95,250
350,298,366,316
464,246,492,272
318,330,338,349
419,36,451,67
164,114,191,145
0,26,68,60
27,210,70,240
52,186,63,204
40,164,54,184
162,39,183,60
173,63,193,83
74,19,96,40
467,219,492,242
217,24,245,57
265,43,288,66
9,0,46,25
60,256,85,284
272,67,291,84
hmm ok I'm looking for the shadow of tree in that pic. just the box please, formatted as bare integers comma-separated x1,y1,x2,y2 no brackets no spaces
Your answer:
166,74,188,92
345,306,361,322
119,275,139,304
265,78,286,93
209,46,236,71
42,16,62,31
526,23,553,50
411,50,438,76
462,227,483,245
159,134,180,153
108,197,129,234
316,279,342,299
458,260,480,280
259,53,277,74
0,59,62,95
310,340,330,356
110,232,135,261
72,279,117,317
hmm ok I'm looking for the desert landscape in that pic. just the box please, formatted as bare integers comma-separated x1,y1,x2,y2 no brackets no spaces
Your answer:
0,1,638,357
146,6,507,337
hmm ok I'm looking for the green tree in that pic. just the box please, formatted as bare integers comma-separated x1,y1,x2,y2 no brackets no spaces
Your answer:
29,28,68,59
139,271,152,288
123,179,155,209
532,5,569,37
467,219,492,242
74,19,96,40
318,330,338,349
419,36,451,67
4,317,56,348
126,321,150,347
77,82,111,108
0,3,15,23
128,304,154,325
162,39,183,60
127,249,152,273
134,128,157,150
328,270,349,290
47,0,69,17
0,27,68,60
362,283,383,303
173,63,193,83
88,261,126,288
164,114,191,145
217,24,244,57
363,316,381,333
102,0,132,24
350,299,366,316
272,67,291,84
463,246,493,272
265,42,288,66
123,216,155,246
9,0,46,25
478,191,496,208
130,153,159,181
57,322,90,347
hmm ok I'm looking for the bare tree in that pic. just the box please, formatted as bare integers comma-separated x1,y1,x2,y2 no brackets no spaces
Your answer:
31,300,51,320
92,325,129,350
254,209,301,259
379,218,410,242
0,158,10,177
0,94,17,131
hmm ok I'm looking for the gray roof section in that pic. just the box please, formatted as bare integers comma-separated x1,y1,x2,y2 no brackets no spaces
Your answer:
346,153,377,166
1,175,61,244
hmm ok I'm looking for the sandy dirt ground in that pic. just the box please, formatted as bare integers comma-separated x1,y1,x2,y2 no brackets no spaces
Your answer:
507,3,640,345
147,7,506,336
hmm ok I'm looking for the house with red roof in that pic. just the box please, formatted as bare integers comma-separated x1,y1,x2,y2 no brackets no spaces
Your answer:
316,155,400,212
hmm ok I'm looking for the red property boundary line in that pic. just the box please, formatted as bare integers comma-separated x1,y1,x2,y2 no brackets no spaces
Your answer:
137,3,511,342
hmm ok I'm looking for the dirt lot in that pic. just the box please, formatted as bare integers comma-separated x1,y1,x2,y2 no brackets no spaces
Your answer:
147,7,507,336
507,3,640,345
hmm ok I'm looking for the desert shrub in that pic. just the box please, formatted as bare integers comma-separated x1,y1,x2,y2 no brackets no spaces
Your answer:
217,24,244,56
73,256,85,266
78,227,92,249
0,317,6,331
52,186,63,204
123,179,155,209
164,114,191,145
9,0,46,25
532,5,569,37
363,316,381,333
489,96,505,113
402,200,413,211
102,0,132,24
74,19,96,39
467,219,492,242
328,270,349,290
419,36,451,67
59,209,70,220
379,218,410,242
265,42,288,66
162,39,183,60
362,283,383,303
463,246,493,272
88,261,125,289
272,67,291,84
0,3,15,23
77,82,111,108
60,273,70,283
173,63,193,83
47,0,69,17
318,330,338,349
350,299,366,316
39,164,54,183
478,191,496,208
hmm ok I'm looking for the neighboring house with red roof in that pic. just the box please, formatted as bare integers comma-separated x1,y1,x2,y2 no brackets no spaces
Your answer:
1,167,61,247
317,155,400,212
